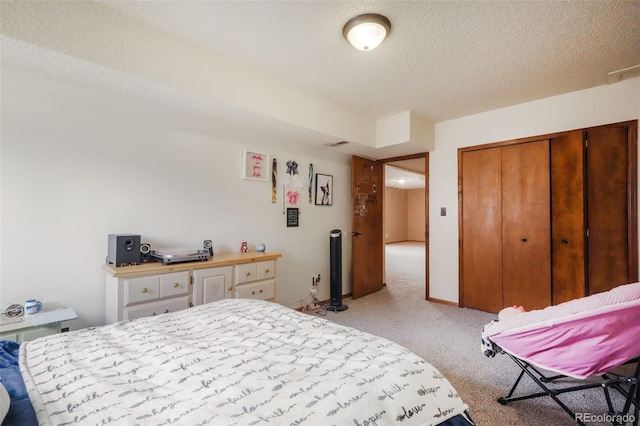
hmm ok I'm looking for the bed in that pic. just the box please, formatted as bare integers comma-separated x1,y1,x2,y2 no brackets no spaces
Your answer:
1,298,474,425
482,282,640,426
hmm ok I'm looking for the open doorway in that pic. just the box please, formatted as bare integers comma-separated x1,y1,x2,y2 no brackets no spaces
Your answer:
383,158,427,299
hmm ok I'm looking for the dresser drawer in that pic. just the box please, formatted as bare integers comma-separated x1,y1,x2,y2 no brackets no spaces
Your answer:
234,279,275,300
235,263,257,284
255,260,275,280
124,272,189,306
235,261,275,284
160,272,190,298
124,296,190,321
124,276,160,305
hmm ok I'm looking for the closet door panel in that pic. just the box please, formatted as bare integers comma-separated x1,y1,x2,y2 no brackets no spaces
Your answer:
460,148,503,313
587,126,630,294
502,140,551,310
551,131,586,304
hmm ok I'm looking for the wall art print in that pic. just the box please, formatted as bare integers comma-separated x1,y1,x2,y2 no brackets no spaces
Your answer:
315,173,333,206
242,150,269,181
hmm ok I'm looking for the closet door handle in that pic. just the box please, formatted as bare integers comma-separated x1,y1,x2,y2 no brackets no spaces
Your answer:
562,239,569,244
521,238,528,242
352,231,362,237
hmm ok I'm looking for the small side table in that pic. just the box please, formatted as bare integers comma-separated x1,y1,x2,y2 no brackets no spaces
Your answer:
0,303,77,343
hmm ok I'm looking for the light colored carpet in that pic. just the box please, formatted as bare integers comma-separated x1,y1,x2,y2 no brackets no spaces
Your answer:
321,241,633,426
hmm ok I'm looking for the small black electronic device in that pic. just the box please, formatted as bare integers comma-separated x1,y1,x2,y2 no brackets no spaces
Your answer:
106,234,141,267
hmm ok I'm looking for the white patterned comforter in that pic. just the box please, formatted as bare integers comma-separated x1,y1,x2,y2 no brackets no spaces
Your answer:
20,298,469,426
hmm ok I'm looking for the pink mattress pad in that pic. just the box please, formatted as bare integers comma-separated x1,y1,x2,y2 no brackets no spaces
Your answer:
484,282,640,378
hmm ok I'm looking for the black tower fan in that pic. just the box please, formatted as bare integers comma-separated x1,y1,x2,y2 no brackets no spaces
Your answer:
329,229,348,311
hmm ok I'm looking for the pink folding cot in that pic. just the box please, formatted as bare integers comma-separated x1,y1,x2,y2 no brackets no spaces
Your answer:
482,282,640,425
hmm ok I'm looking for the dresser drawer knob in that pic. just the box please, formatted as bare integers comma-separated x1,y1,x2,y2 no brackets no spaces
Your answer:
265,269,270,273
228,287,232,291
251,290,255,295
141,288,148,294
164,309,169,313
259,289,263,293
246,272,251,277
173,282,179,288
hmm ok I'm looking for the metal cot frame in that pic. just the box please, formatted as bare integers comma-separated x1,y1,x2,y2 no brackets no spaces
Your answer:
496,351,640,426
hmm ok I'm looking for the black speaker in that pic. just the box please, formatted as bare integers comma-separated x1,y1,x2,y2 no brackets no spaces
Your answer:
203,240,213,257
329,229,348,312
106,234,141,266
140,242,153,263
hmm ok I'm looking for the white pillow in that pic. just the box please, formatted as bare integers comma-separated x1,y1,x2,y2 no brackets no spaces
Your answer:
0,381,9,423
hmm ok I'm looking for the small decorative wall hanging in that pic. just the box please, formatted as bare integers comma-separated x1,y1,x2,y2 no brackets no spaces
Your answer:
242,150,269,181
286,208,299,227
271,158,278,203
279,159,305,213
315,174,333,206
286,160,299,175
308,164,314,203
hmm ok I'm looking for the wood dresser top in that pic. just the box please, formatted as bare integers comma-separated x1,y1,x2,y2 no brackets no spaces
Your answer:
103,251,282,278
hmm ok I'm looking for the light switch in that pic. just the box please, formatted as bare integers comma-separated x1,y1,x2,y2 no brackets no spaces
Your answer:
440,207,446,216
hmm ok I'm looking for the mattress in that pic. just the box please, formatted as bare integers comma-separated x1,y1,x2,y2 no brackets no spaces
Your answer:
19,298,471,425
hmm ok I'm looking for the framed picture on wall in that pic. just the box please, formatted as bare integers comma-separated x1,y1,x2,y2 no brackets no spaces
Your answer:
315,173,333,206
242,150,269,181
286,208,299,227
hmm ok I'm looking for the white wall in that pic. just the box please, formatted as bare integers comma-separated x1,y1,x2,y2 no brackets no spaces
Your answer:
429,77,640,303
3,69,638,326
407,189,425,242
383,187,407,243
1,68,353,329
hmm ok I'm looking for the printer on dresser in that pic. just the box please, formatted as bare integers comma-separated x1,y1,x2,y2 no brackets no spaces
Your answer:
104,251,281,324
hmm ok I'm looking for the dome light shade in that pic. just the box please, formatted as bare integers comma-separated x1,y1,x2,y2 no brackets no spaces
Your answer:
343,14,391,51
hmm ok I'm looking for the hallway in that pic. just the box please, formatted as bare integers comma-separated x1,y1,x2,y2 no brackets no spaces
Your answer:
385,241,426,299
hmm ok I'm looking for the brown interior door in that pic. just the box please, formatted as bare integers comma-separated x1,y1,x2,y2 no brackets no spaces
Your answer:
351,156,384,299
587,125,633,294
551,130,586,304
460,148,503,313
501,140,551,310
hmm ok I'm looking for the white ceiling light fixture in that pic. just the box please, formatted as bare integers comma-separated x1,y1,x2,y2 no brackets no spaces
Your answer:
343,13,391,51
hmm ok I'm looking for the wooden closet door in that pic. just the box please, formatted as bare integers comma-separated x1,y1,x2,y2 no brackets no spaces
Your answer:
460,148,503,313
587,126,633,294
501,140,551,310
551,131,586,304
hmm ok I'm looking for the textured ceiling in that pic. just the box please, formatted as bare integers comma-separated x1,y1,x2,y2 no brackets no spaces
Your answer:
385,166,425,189
385,158,425,188
99,0,640,121
2,1,639,159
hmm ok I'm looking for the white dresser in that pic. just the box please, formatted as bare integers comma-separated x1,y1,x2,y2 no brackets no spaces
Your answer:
104,251,281,324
